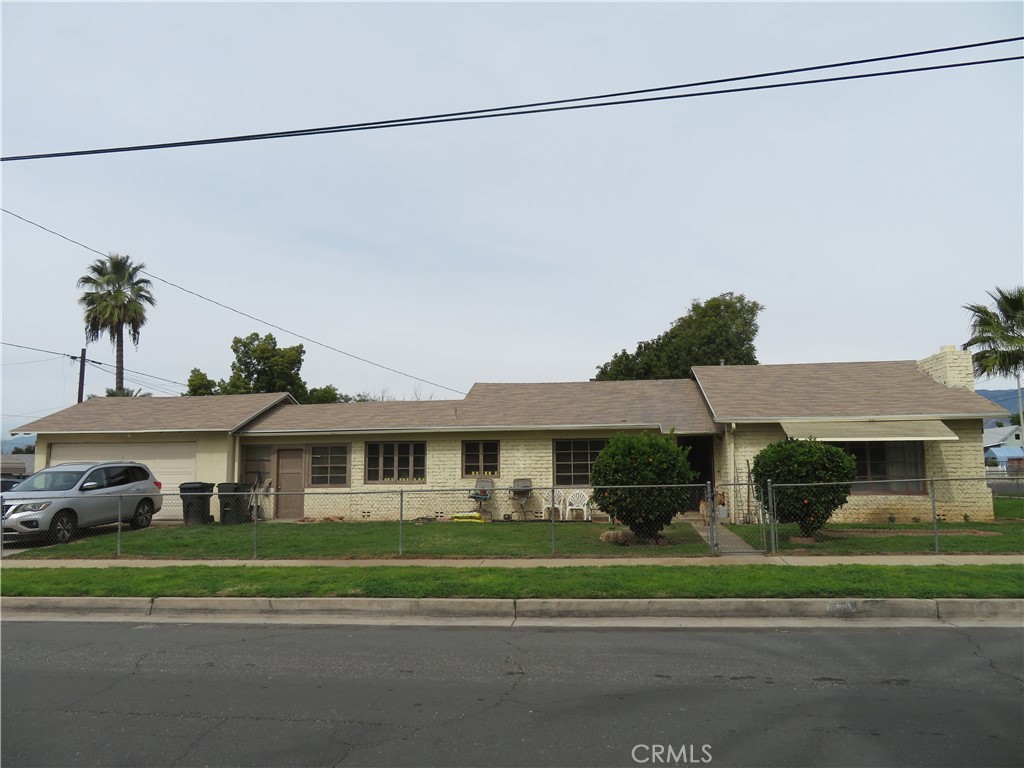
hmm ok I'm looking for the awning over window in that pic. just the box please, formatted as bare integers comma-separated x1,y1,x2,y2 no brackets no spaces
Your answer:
780,420,958,442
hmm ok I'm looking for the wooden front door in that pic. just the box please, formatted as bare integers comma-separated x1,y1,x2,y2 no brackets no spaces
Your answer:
276,449,305,519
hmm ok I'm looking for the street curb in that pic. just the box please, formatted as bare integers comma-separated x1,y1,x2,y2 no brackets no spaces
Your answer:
513,598,943,619
936,598,1024,621
0,597,155,616
153,597,514,618
2,596,1021,621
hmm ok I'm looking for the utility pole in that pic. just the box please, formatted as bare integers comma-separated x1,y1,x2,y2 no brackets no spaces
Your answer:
77,348,86,403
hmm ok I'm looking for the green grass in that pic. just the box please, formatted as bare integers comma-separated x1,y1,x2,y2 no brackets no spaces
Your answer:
727,519,1024,554
8,520,710,560
1,564,1020,599
994,495,1024,520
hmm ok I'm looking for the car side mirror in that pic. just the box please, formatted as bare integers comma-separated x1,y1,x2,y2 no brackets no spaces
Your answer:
81,481,101,491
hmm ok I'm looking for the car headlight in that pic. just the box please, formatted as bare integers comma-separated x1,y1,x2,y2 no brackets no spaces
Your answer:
19,501,51,512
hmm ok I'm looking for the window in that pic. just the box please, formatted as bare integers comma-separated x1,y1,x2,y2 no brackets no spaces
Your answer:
365,442,426,483
554,439,608,486
310,445,349,486
833,441,926,495
463,441,499,477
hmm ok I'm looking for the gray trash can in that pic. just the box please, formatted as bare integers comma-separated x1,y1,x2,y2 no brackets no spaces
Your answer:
180,482,215,525
217,483,253,525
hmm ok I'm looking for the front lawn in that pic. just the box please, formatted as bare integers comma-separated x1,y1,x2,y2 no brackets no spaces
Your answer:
1,564,1020,599
994,495,1024,520
6,520,710,560
726,519,1024,555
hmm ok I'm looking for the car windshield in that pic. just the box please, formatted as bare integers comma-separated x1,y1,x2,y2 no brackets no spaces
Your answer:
13,470,87,492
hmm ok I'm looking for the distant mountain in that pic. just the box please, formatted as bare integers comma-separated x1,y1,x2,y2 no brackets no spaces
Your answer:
978,389,1020,412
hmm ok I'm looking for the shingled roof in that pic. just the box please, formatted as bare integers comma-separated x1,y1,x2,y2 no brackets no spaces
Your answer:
241,380,715,434
691,361,1007,422
13,393,296,435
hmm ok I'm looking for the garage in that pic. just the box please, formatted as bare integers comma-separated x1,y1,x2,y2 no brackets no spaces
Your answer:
49,442,197,519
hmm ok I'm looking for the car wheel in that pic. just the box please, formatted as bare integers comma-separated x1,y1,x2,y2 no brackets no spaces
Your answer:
49,511,78,545
130,499,154,530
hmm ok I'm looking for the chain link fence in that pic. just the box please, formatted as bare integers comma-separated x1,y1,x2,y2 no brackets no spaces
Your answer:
3,477,1019,557
748,475,1020,555
3,483,712,557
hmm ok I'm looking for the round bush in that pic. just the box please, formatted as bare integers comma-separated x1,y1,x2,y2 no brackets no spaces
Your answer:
750,438,857,537
590,433,697,540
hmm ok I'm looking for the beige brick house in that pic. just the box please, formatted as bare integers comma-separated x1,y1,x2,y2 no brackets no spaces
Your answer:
14,346,1005,523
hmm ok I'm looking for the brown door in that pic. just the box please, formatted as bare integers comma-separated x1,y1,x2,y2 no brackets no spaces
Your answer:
276,449,305,519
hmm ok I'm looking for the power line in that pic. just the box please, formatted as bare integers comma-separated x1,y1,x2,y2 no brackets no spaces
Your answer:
0,216,468,395
0,341,188,388
2,37,1020,162
0,356,64,368
85,360,183,396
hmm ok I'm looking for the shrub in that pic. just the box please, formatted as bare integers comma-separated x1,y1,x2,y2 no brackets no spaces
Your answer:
590,432,697,540
750,438,857,537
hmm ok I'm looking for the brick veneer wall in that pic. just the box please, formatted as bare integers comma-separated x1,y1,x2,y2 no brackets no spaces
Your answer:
246,429,626,521
713,420,994,523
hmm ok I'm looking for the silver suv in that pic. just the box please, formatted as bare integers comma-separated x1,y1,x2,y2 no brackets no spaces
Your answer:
2,462,163,544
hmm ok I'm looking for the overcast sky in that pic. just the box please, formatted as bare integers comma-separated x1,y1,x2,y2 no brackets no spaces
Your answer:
2,1,1022,440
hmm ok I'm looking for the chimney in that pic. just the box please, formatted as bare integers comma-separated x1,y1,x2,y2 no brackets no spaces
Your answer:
916,345,975,391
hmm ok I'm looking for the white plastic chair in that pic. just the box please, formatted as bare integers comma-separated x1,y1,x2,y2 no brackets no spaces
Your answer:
565,489,591,521
540,489,565,520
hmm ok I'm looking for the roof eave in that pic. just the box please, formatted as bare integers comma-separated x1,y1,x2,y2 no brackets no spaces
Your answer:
713,413,1005,424
240,422,689,436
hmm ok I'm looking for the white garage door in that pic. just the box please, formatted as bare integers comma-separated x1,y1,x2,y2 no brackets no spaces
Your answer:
50,442,197,519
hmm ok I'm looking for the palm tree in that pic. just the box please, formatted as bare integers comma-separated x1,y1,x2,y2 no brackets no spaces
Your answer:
962,286,1024,429
77,254,156,392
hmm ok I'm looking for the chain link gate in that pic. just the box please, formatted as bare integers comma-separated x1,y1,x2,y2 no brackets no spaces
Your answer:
705,482,770,555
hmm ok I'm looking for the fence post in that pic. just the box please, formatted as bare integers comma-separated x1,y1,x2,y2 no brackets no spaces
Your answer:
252,494,258,560
929,478,939,555
399,490,404,556
705,481,717,554
767,480,777,555
550,489,556,556
117,495,122,558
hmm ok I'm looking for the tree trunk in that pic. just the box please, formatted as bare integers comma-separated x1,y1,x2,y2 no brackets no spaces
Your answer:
115,326,125,392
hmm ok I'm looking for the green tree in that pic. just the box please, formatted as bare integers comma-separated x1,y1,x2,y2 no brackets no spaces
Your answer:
750,438,857,537
190,333,308,401
307,385,344,404
596,293,764,380
11,445,35,454
77,253,157,392
589,432,696,540
186,333,365,404
963,286,1024,432
186,368,220,397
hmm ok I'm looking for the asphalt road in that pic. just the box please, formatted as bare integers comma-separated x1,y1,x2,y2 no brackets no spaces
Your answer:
2,622,1021,768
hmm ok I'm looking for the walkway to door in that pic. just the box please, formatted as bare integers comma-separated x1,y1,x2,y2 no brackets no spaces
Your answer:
683,513,763,556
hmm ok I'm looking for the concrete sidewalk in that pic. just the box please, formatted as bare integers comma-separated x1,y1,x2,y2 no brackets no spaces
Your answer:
1,554,1021,568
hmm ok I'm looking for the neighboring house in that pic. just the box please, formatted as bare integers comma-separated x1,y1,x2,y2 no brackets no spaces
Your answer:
983,425,1022,450
14,346,1006,523
985,446,1024,468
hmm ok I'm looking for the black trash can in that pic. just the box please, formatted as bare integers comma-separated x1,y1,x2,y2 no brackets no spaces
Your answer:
180,482,215,525
218,483,253,525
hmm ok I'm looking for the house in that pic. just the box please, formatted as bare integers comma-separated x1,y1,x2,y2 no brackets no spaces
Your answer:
13,345,1006,523
983,424,1023,451
985,446,1024,469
